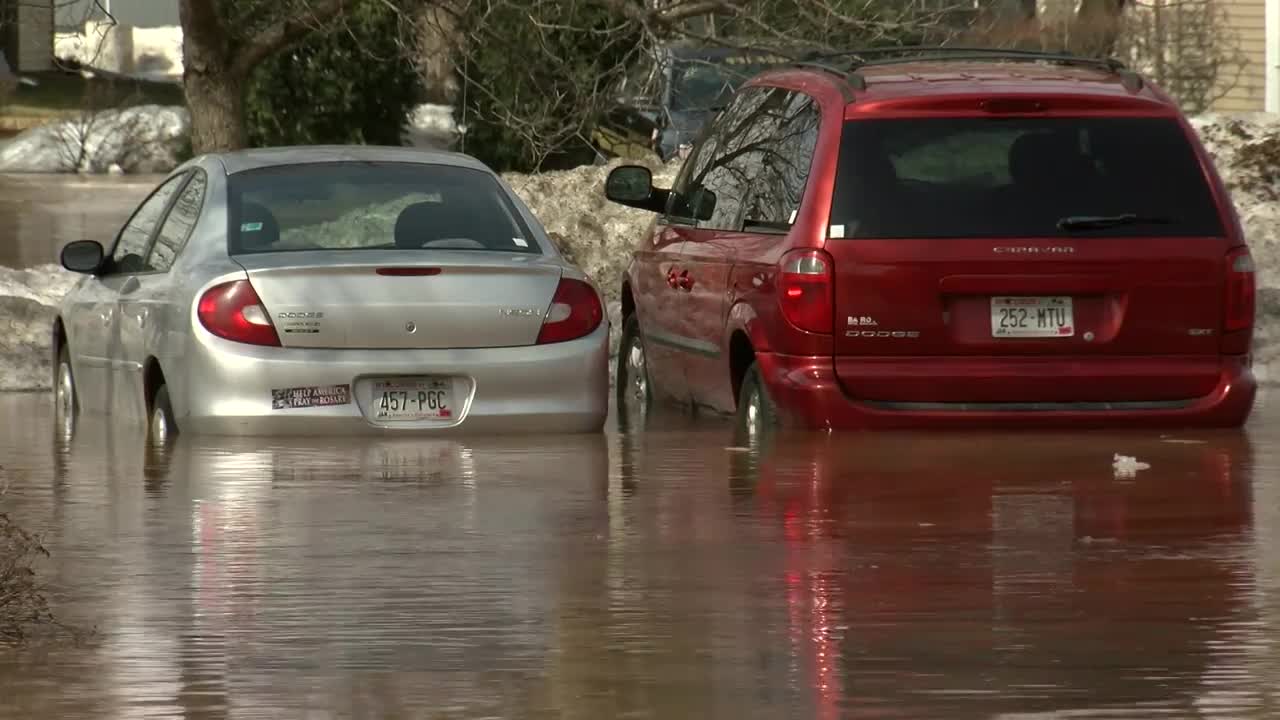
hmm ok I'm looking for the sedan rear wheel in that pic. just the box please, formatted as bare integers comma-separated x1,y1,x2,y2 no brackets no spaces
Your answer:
149,384,177,445
54,344,77,437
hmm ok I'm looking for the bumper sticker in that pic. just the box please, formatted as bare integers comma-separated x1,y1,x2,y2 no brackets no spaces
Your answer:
271,384,352,410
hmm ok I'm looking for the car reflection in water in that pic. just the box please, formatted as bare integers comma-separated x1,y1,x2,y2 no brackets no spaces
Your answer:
50,424,611,717
37,401,1262,717
721,429,1257,718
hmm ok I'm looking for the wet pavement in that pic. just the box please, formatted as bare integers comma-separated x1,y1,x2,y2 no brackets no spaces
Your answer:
0,391,1278,718
0,174,160,269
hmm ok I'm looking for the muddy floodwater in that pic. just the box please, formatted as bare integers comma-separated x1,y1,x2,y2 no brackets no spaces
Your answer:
0,174,160,269
0,392,1277,719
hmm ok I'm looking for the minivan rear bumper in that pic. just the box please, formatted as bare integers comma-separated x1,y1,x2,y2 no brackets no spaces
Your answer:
756,353,1256,430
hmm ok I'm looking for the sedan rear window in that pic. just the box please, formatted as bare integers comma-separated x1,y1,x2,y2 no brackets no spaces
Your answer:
227,162,540,255
829,116,1225,239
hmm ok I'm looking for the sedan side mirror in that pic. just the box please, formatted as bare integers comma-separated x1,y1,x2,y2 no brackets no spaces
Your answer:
61,240,105,274
605,165,667,214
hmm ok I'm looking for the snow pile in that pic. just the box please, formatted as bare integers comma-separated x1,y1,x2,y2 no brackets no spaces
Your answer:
505,157,681,359
403,103,459,150
0,105,190,174
0,265,82,391
1190,113,1280,383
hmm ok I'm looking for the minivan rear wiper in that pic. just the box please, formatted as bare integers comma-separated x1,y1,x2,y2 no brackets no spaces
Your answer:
1056,214,1175,231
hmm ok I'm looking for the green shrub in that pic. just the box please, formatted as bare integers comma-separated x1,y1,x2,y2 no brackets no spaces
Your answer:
244,0,421,147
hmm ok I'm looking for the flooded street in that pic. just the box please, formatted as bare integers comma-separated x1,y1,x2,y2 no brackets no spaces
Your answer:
0,392,1277,718
0,174,160,269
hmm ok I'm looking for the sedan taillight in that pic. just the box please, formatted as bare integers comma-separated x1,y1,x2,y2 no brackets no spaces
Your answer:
197,280,281,347
537,278,603,344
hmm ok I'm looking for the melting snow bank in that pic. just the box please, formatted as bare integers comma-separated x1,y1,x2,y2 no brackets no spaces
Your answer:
1,113,1277,392
0,102,448,171
505,156,681,364
1190,113,1280,384
0,265,82,391
0,105,190,174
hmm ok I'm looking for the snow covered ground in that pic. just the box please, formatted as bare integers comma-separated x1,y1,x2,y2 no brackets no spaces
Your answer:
0,264,83,391
0,105,190,174
0,102,449,171
0,113,1276,393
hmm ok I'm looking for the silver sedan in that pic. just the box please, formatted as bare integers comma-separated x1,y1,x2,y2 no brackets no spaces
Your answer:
52,146,610,439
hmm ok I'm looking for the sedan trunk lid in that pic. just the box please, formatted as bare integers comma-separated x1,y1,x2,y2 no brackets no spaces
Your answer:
234,250,564,349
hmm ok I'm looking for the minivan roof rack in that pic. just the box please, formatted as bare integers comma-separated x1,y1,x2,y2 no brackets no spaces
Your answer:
792,45,1144,94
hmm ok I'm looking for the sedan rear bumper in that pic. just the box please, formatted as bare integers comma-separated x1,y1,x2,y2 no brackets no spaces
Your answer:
756,352,1257,430
180,325,610,436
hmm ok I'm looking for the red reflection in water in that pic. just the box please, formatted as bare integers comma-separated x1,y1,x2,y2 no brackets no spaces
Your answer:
748,431,1255,716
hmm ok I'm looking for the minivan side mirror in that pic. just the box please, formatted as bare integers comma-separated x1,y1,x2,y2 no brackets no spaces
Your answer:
605,165,667,214
61,240,105,274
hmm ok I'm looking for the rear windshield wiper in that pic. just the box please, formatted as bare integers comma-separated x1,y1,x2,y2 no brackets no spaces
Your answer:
1057,214,1175,231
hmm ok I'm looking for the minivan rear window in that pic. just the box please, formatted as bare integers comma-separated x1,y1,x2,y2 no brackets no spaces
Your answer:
829,117,1225,239
227,162,540,255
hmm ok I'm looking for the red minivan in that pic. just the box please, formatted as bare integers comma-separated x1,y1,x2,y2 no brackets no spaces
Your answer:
605,48,1257,436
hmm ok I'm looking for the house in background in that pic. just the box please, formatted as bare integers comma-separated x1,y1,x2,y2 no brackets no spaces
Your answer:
1,0,55,72
54,0,183,80
56,0,178,29
1214,0,1279,112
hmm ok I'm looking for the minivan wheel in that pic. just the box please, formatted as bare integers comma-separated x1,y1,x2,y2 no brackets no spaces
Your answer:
735,362,777,443
616,314,653,425
149,384,177,444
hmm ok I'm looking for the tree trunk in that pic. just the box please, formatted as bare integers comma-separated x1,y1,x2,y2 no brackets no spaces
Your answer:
178,0,351,154
1074,0,1128,57
184,65,247,154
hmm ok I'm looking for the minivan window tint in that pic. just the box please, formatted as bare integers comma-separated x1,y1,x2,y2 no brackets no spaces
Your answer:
227,162,539,255
696,88,791,229
829,117,1225,239
745,93,819,228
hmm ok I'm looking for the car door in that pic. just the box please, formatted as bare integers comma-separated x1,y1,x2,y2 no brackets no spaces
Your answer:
674,87,792,413
63,271,120,415
632,217,691,405
116,170,206,420
96,172,189,415
633,90,748,405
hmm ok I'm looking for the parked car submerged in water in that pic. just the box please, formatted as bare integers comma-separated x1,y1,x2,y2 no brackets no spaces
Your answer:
593,43,808,163
605,47,1258,435
53,146,609,439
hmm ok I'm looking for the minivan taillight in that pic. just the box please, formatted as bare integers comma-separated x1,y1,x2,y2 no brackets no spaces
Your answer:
197,280,281,346
537,277,603,344
779,249,833,334
1224,248,1255,332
